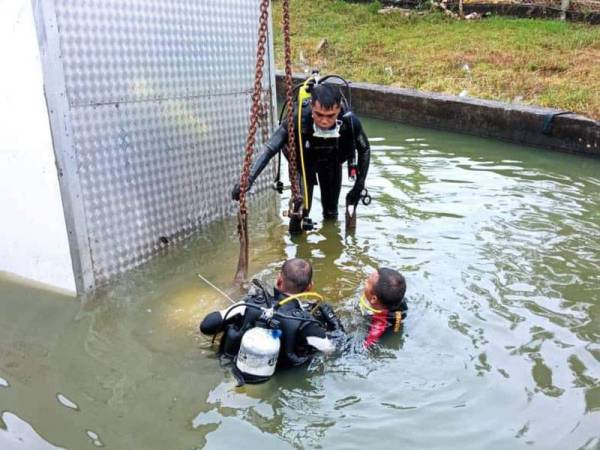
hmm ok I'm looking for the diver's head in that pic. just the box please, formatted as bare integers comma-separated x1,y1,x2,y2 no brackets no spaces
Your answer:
363,268,406,312
277,258,314,294
311,84,342,131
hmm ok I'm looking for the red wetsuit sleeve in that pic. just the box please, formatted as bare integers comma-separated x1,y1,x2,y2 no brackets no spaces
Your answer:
364,311,389,348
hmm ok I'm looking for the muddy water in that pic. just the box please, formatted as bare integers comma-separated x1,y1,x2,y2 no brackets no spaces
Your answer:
1,118,599,449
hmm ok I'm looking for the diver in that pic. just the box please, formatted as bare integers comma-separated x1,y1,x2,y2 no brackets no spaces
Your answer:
199,258,343,384
359,268,408,348
231,77,371,233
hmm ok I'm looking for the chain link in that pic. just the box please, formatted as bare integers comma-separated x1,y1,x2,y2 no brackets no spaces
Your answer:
282,0,302,210
235,0,270,283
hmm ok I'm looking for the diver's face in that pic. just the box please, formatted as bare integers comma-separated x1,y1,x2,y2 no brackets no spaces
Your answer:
311,100,341,130
364,272,383,309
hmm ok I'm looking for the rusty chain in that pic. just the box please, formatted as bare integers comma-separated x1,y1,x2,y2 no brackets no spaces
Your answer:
235,0,270,283
282,0,302,213
258,92,271,148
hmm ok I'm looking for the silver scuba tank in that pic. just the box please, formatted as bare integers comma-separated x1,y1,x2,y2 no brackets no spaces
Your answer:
236,326,281,379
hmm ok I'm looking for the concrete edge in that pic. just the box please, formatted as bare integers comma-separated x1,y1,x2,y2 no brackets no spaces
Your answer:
275,72,600,156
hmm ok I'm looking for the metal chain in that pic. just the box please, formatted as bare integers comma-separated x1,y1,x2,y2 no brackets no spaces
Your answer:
235,0,270,283
238,0,269,217
258,92,271,149
282,0,302,210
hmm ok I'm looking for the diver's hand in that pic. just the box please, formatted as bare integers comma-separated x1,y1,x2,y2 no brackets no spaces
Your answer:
346,184,364,206
232,180,255,201
231,183,241,201
318,304,344,332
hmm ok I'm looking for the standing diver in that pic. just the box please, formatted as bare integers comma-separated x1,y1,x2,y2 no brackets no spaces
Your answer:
232,78,371,233
199,258,343,384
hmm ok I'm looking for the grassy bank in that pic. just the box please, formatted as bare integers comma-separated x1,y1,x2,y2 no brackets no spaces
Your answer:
272,0,600,119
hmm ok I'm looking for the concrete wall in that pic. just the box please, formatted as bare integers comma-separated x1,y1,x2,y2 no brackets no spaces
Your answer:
0,0,76,293
277,73,599,156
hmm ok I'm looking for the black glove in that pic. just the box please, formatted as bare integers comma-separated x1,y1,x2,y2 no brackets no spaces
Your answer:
318,303,344,332
232,178,256,201
231,183,241,201
346,184,363,206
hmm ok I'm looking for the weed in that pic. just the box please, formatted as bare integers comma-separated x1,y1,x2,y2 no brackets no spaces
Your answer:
272,0,600,118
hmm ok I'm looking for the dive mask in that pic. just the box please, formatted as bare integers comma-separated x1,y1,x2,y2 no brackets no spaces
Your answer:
358,294,383,317
313,120,342,139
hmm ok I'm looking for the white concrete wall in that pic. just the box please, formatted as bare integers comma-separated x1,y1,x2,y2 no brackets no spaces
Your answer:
0,0,76,293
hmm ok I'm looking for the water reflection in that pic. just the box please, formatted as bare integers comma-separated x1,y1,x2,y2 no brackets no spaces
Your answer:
0,412,64,450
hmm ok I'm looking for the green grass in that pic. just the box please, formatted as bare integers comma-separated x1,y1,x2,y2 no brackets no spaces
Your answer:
272,0,600,119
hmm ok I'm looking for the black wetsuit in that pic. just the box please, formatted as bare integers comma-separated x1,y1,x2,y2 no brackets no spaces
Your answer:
245,101,370,219
199,287,341,369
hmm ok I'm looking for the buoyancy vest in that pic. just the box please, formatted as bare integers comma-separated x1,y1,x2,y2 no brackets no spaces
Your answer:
364,301,408,348
218,288,317,368
274,300,315,368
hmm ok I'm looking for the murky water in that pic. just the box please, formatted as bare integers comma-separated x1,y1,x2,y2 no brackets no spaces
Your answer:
1,118,600,449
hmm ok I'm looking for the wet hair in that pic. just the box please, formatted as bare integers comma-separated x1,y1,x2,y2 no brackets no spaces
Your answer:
281,258,313,293
311,83,342,109
375,268,406,310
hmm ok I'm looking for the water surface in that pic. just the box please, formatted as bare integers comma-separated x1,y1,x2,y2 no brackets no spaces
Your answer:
1,118,599,449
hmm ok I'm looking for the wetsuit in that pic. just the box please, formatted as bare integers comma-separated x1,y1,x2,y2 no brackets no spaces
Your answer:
199,287,341,368
363,301,408,348
239,101,370,219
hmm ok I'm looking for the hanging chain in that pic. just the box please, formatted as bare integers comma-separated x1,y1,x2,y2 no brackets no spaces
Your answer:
238,0,270,217
282,0,302,211
258,91,271,149
235,0,270,283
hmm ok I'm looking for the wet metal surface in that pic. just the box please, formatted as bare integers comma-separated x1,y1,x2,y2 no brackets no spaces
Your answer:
1,118,599,449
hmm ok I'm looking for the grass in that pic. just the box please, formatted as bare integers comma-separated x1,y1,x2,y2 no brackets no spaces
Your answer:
271,0,600,119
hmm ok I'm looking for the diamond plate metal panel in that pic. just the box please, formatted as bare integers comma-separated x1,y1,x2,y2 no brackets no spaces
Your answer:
54,0,267,106
38,0,276,289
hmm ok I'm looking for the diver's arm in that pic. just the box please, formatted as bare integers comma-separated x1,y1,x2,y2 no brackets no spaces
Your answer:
231,123,288,200
249,124,288,184
306,335,336,354
302,323,336,354
345,116,370,204
199,301,246,335
354,123,370,190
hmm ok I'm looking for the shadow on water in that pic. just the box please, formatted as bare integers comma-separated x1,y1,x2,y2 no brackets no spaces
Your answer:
1,118,600,449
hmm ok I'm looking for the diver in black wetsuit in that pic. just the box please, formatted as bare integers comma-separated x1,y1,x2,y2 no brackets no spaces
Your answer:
232,82,370,233
199,258,343,384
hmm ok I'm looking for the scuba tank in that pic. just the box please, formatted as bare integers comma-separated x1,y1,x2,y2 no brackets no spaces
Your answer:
236,326,282,381
225,280,326,385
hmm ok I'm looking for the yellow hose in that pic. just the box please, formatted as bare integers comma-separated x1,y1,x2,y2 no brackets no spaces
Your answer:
297,79,313,211
278,291,324,314
278,291,324,306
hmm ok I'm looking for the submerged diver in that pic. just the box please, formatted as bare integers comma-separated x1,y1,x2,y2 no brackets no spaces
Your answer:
199,258,343,384
231,82,371,233
358,268,408,348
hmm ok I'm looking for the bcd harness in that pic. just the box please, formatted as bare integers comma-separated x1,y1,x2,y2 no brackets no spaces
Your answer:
273,72,366,213
218,280,325,384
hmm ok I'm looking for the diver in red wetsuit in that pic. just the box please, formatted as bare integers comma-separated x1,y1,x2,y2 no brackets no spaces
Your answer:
359,268,407,348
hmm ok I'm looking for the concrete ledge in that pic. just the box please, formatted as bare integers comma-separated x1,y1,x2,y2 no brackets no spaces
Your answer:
276,72,600,156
